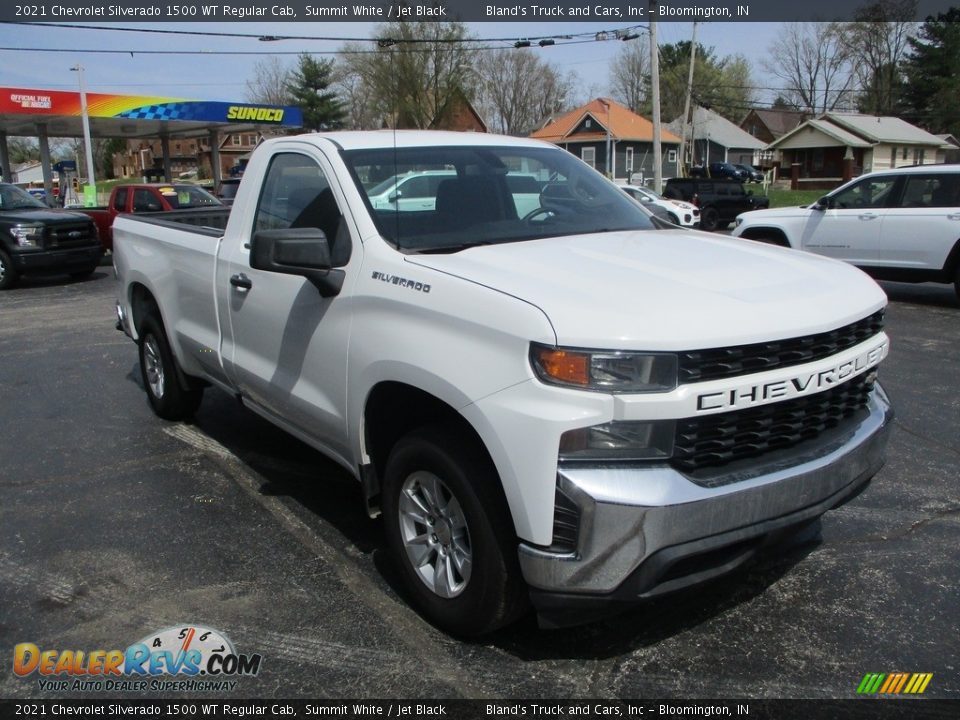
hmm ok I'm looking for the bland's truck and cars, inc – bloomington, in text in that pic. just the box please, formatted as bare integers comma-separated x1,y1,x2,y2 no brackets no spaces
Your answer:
114,131,892,634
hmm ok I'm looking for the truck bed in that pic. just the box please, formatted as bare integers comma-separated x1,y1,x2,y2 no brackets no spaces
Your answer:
130,207,231,237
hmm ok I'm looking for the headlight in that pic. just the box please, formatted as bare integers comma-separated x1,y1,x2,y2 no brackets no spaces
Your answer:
560,420,675,461
530,343,677,393
9,224,43,248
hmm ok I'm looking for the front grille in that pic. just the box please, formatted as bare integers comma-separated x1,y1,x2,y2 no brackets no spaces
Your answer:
678,311,884,384
46,223,96,249
672,374,875,474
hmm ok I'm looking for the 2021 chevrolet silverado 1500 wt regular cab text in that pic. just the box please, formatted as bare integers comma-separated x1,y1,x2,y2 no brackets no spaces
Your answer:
114,131,893,635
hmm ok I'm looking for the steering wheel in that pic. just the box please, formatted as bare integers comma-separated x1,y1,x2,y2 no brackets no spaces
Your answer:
522,207,555,224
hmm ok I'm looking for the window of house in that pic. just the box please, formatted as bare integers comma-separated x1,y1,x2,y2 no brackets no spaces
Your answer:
812,149,824,171
232,135,241,146
625,147,634,174
890,147,897,167
667,149,677,163
585,119,592,129
581,147,596,168
902,147,908,159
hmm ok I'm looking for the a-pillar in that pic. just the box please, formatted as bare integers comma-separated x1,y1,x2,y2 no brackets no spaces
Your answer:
160,134,172,182
37,124,55,197
208,129,221,188
0,132,12,183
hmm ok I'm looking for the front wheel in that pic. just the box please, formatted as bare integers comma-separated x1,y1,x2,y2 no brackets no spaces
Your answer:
700,207,720,232
955,264,960,303
138,314,203,420
0,249,19,290
381,426,528,636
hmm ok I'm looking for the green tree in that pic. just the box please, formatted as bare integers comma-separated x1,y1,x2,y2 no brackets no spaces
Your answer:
652,42,756,123
900,7,960,136
287,54,345,132
100,138,126,180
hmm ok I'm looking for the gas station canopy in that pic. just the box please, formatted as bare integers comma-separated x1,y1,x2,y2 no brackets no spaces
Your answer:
0,86,303,139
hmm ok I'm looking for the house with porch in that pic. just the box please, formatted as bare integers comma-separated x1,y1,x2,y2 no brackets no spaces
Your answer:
530,98,681,182
739,108,807,168
668,105,766,170
767,113,949,189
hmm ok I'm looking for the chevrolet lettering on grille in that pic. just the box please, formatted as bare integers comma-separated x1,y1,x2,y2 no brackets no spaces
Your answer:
695,337,888,413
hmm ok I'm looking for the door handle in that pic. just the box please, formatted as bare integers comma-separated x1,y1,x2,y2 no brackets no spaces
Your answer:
858,213,878,220
230,273,252,290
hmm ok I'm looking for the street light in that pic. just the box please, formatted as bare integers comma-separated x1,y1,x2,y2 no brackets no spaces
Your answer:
70,64,96,196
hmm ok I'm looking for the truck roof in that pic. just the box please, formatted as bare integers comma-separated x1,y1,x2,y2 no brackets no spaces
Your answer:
271,130,553,152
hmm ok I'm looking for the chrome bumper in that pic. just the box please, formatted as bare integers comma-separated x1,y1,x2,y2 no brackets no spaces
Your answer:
519,385,893,599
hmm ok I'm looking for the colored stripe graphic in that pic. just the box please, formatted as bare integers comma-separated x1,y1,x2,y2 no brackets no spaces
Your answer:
858,672,932,694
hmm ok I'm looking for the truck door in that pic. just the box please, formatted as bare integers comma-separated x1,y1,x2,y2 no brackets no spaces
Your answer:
217,147,356,464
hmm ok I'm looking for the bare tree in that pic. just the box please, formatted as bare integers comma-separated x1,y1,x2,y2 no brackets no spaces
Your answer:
341,21,475,130
764,23,857,114
609,38,650,113
245,57,293,106
334,45,382,130
846,0,917,115
475,49,575,135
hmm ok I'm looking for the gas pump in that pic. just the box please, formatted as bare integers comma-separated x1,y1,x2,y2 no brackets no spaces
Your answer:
53,160,80,207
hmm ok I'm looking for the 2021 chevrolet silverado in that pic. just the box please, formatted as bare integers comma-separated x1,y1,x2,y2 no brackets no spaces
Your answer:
114,131,893,634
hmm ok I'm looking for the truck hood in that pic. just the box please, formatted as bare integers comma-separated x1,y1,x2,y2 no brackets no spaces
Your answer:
0,208,94,225
406,230,886,351
737,205,815,222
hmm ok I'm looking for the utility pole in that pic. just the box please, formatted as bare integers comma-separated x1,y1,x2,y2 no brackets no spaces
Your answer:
70,64,96,196
679,22,698,177
649,2,662,193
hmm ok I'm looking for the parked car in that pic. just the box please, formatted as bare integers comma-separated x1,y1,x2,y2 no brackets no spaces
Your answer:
664,177,770,231
114,130,891,634
734,164,765,183
619,184,700,227
690,163,750,182
732,165,960,299
80,183,222,250
0,182,102,289
216,178,242,205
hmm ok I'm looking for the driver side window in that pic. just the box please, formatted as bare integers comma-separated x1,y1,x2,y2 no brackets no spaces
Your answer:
832,177,898,209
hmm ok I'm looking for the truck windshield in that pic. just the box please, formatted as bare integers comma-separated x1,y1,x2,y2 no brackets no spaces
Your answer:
0,184,47,211
342,145,655,252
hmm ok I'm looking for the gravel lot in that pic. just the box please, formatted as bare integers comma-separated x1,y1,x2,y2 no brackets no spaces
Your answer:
0,270,957,702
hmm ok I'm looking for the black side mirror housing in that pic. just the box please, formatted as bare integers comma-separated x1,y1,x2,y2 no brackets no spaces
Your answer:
388,191,400,203
250,228,345,297
814,196,832,211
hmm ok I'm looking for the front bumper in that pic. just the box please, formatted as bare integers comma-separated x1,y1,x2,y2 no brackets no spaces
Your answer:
14,245,103,273
518,385,893,624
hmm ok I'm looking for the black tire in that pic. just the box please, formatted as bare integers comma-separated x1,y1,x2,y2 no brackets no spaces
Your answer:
0,248,19,290
954,264,960,303
138,314,203,420
381,425,528,636
700,206,720,232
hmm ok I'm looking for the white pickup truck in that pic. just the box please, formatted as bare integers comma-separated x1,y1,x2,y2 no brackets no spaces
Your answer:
114,131,893,634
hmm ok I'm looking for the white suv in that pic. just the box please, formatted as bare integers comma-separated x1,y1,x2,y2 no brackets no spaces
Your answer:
732,165,960,300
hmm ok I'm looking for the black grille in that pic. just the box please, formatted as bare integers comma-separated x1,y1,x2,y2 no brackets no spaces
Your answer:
46,223,96,249
678,311,884,384
550,486,580,553
672,374,875,474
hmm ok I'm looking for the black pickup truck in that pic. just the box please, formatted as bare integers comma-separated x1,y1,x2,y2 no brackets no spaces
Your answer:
0,183,102,290
664,177,770,231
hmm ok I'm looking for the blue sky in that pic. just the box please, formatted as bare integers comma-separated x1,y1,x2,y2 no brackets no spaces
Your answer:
0,20,781,107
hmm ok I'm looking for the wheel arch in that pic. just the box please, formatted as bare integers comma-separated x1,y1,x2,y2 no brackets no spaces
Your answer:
360,381,517,537
738,226,793,248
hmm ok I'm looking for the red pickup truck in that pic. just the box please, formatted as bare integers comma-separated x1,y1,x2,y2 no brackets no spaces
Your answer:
81,183,221,250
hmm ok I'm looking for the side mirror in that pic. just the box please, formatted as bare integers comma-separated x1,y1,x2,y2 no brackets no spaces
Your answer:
746,190,754,196
388,191,401,203
814,196,832,211
250,228,344,297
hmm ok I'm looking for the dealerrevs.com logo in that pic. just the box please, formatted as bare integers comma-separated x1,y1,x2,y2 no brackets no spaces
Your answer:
13,625,262,692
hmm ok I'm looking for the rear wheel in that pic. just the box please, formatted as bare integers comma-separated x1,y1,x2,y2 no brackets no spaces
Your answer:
700,207,720,232
138,314,203,420
955,264,960,302
0,249,18,290
382,425,528,636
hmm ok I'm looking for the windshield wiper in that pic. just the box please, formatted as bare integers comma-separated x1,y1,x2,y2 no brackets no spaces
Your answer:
413,240,496,254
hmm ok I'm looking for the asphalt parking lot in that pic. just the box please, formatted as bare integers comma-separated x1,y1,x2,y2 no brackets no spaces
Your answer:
0,270,957,702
